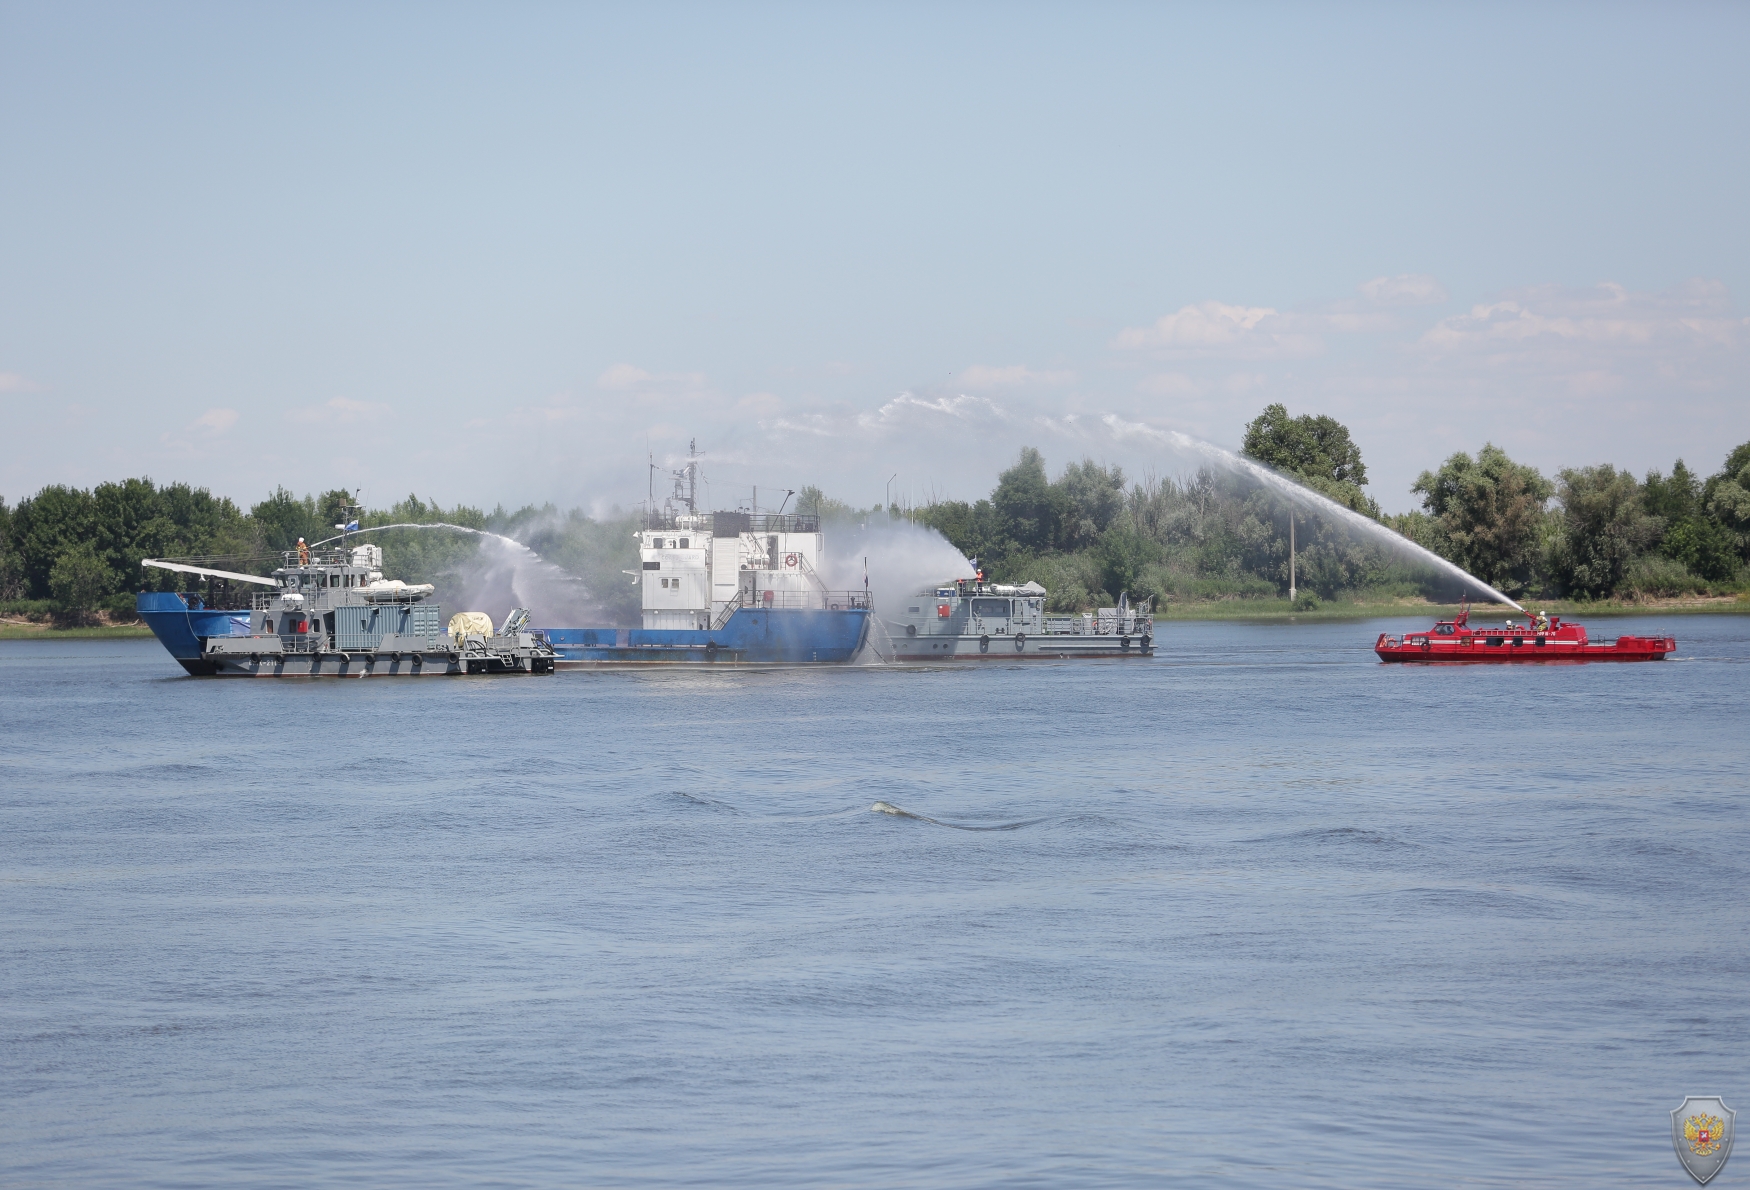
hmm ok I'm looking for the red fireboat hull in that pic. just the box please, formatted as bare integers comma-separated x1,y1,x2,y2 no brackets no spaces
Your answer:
1376,632,1675,662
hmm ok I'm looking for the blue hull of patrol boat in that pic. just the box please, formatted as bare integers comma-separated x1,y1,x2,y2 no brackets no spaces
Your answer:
543,607,871,665
137,592,253,675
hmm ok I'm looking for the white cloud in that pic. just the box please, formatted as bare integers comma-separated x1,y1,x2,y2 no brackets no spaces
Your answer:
1138,372,1201,397
1113,301,1325,358
0,372,42,393
157,405,243,456
1360,274,1448,306
597,362,709,395
293,396,390,426
736,391,783,416
191,407,238,433
958,364,1075,389
1419,279,1745,358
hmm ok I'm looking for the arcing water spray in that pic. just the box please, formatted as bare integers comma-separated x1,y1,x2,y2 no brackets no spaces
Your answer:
1102,417,1527,614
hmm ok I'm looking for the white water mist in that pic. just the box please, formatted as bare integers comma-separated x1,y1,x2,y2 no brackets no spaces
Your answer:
1103,417,1527,613
318,522,600,624
820,518,975,622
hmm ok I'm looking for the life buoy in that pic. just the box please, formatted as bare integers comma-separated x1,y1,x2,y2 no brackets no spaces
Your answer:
979,635,990,654
785,553,798,568
1420,638,1432,652
1014,633,1025,652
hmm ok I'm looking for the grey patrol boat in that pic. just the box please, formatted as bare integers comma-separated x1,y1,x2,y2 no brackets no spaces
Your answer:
138,543,556,677
888,578,1154,660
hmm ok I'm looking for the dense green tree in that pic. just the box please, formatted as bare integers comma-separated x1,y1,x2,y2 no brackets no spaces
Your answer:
991,447,1057,553
1661,518,1739,582
0,496,22,600
1644,457,1738,582
250,487,322,553
1094,520,1162,600
915,498,1000,566
1411,444,1552,596
1549,464,1660,597
1242,403,1369,486
11,485,100,598
797,485,854,523
1643,459,1702,525
1703,441,1750,560
49,541,109,624
1055,459,1126,550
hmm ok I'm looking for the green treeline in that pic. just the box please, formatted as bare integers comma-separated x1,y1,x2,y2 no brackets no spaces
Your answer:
4,405,1747,623
0,482,643,624
900,405,1750,610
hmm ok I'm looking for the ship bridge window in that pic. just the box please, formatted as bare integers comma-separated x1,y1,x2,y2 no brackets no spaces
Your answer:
652,538,665,549
678,538,689,549
643,561,660,570
971,598,1010,618
1436,623,1455,635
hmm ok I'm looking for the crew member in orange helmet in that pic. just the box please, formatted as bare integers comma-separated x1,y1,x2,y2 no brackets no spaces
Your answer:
297,537,309,565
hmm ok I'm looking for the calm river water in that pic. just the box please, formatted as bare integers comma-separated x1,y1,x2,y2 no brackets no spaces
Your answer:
3,615,1747,1188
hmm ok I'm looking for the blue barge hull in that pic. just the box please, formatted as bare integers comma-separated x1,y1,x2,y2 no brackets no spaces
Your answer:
543,607,870,665
137,592,252,675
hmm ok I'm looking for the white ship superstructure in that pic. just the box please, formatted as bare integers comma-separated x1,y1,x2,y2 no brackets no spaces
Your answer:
638,512,830,629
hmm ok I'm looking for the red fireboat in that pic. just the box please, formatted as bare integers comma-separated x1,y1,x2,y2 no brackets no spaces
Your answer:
1375,600,1675,663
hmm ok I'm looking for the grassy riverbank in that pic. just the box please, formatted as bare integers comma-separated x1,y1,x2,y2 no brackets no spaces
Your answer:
0,620,154,639
1152,593,1750,622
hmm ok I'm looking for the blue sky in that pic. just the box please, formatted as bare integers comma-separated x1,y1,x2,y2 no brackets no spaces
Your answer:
3,2,1746,515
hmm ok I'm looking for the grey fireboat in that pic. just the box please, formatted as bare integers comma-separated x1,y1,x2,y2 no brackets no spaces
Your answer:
138,543,555,677
887,578,1154,661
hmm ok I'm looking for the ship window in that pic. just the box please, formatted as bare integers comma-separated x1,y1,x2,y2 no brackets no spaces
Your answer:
652,538,665,549
971,598,1010,618
908,606,920,614
643,561,660,570
1436,623,1454,635
678,538,689,549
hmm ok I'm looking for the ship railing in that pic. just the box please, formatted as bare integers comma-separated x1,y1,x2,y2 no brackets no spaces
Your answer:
1042,613,1151,636
713,588,872,628
749,589,871,611
160,589,254,611
708,512,821,536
